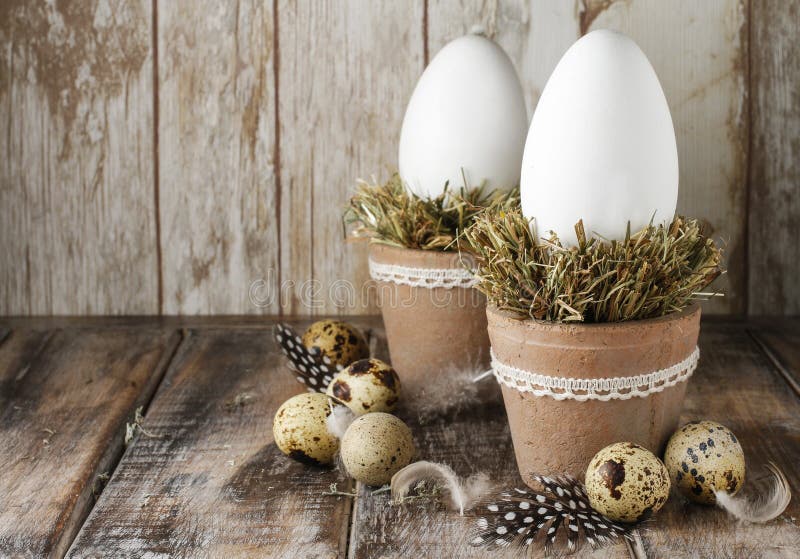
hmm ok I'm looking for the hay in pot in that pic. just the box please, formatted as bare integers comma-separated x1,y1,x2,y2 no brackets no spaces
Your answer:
461,208,723,323
344,173,519,251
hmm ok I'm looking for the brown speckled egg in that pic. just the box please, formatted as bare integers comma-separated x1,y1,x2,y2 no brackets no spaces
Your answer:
664,420,745,504
273,393,339,466
585,442,670,523
326,358,400,415
302,320,369,369
340,412,415,486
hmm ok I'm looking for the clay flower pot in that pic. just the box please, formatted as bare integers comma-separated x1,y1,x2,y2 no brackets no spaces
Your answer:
369,243,490,395
486,304,701,483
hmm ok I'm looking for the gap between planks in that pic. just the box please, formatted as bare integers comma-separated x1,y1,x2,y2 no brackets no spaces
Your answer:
343,484,357,559
151,0,164,315
60,328,186,556
747,327,800,400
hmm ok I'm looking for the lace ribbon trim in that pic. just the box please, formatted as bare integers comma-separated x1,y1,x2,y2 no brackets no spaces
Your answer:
492,346,699,402
368,258,478,289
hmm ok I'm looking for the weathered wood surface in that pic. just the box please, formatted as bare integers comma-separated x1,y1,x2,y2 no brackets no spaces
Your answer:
158,0,280,315
748,0,800,315
749,319,800,398
349,322,800,558
0,0,158,314
277,0,424,315
428,0,748,316
0,327,179,558
347,365,628,558
0,317,799,557
66,321,376,557
641,323,800,557
343,318,625,558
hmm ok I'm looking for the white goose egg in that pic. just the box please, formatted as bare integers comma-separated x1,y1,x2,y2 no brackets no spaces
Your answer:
398,32,528,198
520,29,678,245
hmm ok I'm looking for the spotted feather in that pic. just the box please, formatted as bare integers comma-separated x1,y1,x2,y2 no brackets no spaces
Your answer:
273,323,342,391
471,475,632,554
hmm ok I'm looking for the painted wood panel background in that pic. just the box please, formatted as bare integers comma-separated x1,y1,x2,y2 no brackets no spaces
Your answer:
157,0,279,315
748,0,800,315
1,0,798,316
1,0,158,314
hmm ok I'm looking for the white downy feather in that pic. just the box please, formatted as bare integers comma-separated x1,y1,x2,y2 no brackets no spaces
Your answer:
715,462,791,523
326,404,356,439
401,357,501,425
366,328,379,357
390,460,492,515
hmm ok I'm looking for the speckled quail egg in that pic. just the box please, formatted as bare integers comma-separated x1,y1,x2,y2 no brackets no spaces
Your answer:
302,319,370,369
340,412,415,486
585,442,671,523
273,392,339,466
664,420,745,504
326,358,401,415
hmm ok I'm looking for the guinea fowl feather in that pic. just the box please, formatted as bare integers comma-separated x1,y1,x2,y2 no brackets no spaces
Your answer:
471,475,633,555
273,323,342,391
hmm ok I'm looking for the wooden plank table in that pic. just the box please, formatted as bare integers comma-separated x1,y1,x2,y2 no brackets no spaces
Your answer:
0,317,798,558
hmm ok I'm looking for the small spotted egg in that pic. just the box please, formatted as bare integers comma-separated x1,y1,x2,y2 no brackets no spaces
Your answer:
302,320,370,368
585,442,670,523
664,420,745,504
326,358,401,415
340,412,415,486
273,393,339,466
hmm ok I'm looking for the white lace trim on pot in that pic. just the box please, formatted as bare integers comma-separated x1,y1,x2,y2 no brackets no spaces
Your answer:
368,258,479,289
492,346,700,402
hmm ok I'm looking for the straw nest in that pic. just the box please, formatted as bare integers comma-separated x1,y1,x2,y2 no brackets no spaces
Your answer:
344,174,519,251
461,208,723,323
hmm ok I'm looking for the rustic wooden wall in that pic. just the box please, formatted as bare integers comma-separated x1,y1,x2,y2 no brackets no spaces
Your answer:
748,0,800,315
1,0,158,314
1,0,798,316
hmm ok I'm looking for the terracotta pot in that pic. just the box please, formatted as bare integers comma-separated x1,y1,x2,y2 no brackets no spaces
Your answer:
486,304,701,484
369,243,490,396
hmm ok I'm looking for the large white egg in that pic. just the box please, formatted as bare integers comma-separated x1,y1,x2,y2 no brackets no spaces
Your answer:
520,29,678,245
398,32,528,198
